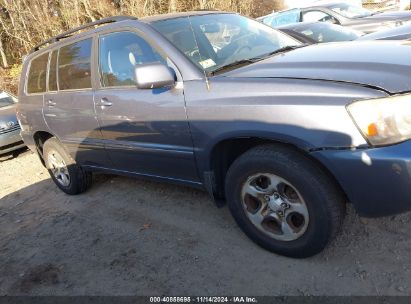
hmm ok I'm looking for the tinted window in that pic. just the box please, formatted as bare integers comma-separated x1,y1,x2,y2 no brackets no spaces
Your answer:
302,11,338,23
269,9,301,27
27,53,49,94
58,39,92,90
49,50,58,91
99,32,165,87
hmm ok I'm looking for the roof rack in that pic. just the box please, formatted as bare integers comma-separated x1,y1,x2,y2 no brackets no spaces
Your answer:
30,15,138,54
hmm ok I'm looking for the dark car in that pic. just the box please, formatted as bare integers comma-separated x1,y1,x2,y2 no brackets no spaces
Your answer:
278,21,363,43
258,2,411,33
17,12,411,258
358,21,411,40
0,91,25,155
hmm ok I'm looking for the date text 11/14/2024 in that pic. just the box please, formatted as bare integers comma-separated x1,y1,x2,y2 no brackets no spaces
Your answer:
149,297,258,303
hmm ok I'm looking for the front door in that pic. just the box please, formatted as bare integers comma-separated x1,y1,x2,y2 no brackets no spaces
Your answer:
94,30,199,182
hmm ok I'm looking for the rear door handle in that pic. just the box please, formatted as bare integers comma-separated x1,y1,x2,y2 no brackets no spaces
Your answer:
97,98,112,107
47,100,56,107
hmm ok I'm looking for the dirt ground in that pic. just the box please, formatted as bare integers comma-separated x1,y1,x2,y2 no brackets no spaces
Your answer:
0,149,410,296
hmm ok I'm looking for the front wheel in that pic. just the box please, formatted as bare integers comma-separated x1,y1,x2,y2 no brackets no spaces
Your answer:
225,145,345,258
43,137,92,195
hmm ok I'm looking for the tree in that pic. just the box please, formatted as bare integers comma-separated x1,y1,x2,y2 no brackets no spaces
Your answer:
0,35,8,68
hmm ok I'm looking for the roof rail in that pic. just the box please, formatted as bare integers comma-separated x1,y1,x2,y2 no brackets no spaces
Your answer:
30,15,138,54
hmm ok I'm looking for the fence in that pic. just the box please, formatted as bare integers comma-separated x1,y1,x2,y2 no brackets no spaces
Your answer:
362,0,411,11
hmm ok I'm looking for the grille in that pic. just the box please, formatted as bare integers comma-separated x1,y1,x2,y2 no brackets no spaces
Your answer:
0,124,21,135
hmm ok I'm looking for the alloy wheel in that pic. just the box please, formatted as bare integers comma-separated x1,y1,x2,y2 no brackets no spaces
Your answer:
241,173,309,241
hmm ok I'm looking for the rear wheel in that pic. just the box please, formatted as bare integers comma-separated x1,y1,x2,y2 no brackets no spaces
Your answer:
43,137,92,195
225,144,345,258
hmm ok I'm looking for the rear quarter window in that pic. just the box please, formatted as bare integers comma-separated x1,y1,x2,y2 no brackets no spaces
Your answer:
58,38,92,90
27,53,49,94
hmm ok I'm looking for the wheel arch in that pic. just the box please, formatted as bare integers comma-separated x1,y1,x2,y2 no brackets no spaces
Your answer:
205,136,348,205
33,130,55,166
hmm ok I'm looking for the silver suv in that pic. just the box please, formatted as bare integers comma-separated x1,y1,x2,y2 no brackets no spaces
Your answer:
17,12,411,258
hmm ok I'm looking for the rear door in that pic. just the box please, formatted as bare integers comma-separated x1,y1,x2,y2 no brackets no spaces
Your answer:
93,29,199,182
43,38,111,166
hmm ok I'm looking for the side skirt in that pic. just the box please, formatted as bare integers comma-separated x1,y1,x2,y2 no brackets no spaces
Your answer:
83,164,205,190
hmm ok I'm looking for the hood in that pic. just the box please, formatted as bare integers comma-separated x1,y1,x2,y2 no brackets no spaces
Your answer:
0,104,18,129
223,40,411,94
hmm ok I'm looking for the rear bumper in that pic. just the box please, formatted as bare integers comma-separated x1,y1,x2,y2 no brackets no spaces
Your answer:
311,140,411,217
0,129,25,155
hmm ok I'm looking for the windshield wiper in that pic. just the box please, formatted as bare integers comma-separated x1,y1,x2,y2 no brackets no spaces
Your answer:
254,44,309,60
209,59,259,75
209,44,308,76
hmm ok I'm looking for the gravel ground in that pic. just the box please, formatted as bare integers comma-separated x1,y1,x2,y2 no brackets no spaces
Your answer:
0,149,410,296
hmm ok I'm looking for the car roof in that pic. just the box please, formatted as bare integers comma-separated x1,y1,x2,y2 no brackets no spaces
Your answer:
140,10,231,23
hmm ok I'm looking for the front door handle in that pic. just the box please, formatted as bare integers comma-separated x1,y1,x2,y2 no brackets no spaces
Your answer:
97,98,112,107
47,100,56,107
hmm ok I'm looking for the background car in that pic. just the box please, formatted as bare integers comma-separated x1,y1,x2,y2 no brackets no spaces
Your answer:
0,91,25,155
278,21,363,43
277,20,411,43
357,20,411,39
258,2,411,33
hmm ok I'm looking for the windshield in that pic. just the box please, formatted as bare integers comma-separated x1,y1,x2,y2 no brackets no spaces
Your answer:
262,9,302,27
292,22,362,43
151,13,300,74
0,91,16,108
329,3,372,18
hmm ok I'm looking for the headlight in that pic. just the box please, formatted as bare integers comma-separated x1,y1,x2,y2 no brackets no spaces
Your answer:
347,94,411,146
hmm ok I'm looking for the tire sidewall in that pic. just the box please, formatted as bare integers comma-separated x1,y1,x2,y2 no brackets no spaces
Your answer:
43,138,79,194
226,151,336,257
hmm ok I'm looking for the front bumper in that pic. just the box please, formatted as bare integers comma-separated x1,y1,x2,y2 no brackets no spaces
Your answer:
311,140,411,217
0,128,25,155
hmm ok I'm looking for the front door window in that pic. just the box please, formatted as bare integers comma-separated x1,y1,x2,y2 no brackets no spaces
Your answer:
99,31,166,87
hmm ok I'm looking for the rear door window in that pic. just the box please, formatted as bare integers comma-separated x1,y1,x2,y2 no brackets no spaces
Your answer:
48,50,58,91
58,38,92,90
27,53,49,94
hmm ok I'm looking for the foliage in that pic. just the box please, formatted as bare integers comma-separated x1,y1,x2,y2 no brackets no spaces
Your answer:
0,0,284,93
0,0,255,66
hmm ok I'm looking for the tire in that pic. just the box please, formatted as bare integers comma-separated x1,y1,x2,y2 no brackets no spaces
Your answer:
43,137,92,195
225,144,345,258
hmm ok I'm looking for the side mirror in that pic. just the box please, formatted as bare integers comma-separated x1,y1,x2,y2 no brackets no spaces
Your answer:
134,62,175,89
